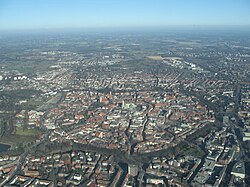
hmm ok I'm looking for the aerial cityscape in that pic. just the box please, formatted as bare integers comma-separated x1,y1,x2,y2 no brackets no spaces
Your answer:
0,0,250,187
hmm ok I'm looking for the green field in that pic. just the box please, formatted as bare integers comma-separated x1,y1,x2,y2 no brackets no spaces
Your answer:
15,127,42,136
0,134,36,147
20,100,44,110
0,127,42,147
5,60,55,74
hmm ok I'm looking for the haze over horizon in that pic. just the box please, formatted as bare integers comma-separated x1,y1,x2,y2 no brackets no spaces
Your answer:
0,0,250,31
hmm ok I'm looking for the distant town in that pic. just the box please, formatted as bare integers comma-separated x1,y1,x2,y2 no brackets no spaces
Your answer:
0,30,249,186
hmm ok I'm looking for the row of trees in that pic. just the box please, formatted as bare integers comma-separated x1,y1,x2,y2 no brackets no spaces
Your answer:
0,116,14,137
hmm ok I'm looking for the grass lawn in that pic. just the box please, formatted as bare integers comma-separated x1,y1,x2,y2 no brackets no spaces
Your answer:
0,134,36,147
0,127,43,147
21,100,44,110
15,127,42,136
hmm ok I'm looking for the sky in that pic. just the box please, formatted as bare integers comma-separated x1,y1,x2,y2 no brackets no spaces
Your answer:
0,0,250,30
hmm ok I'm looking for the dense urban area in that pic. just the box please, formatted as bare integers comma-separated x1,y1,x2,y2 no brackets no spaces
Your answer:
0,30,249,187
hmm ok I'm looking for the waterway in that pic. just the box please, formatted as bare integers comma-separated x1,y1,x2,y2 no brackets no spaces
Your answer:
0,143,10,152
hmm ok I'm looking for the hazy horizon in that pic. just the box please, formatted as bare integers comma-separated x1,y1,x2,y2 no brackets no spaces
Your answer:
1,25,250,35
